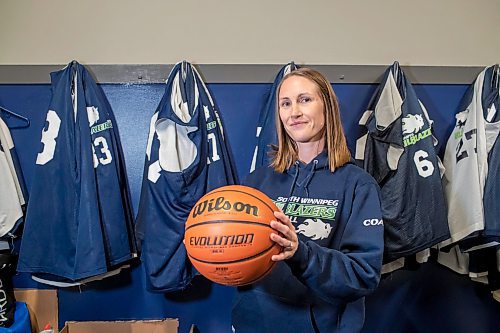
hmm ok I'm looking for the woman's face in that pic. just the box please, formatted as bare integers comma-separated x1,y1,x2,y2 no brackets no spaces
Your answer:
278,75,325,144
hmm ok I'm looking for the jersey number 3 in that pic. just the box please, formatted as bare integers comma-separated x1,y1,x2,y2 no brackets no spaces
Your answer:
36,110,112,168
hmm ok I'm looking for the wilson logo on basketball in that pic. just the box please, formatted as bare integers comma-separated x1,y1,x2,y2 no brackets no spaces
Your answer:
192,196,259,218
189,233,255,246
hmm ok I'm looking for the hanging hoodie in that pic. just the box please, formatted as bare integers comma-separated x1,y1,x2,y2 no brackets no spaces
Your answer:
135,62,237,292
355,62,449,263
440,65,500,251
17,61,137,285
0,116,27,239
250,62,298,172
232,152,384,333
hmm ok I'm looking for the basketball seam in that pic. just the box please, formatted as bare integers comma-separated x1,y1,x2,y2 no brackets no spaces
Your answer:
185,219,274,232
206,188,277,213
241,261,276,285
187,243,278,265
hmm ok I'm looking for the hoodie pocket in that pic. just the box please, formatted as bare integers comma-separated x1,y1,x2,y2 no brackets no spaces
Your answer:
232,290,316,333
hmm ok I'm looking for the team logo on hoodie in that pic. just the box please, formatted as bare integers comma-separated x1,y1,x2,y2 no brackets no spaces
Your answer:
296,218,332,240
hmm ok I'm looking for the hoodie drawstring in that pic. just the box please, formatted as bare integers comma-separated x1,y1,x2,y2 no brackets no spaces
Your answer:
298,159,318,197
282,161,300,215
282,159,318,214
288,161,300,198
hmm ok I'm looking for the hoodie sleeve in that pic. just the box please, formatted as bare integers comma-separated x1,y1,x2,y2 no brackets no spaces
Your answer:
286,181,384,303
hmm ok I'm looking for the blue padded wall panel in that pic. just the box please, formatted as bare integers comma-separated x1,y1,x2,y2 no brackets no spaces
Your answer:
1,81,499,333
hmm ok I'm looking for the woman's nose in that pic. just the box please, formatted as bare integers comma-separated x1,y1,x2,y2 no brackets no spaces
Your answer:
290,103,302,117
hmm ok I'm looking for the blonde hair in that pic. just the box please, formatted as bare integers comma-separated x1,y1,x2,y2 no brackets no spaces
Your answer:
270,67,351,172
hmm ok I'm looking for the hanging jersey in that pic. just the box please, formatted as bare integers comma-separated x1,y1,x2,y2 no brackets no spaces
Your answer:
135,61,237,292
17,61,137,284
0,116,27,207
0,117,26,238
440,66,500,251
250,62,298,172
356,62,449,262
480,66,500,246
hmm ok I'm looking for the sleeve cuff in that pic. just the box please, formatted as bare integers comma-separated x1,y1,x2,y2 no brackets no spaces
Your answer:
286,240,309,273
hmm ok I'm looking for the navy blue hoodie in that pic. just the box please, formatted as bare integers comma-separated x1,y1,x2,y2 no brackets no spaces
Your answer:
232,151,384,333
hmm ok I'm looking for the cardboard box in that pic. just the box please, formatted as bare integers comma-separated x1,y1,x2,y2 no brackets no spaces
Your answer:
59,319,179,333
13,289,178,333
14,289,58,333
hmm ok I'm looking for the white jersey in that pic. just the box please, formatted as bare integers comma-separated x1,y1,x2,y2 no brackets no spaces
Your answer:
0,117,25,237
440,68,491,247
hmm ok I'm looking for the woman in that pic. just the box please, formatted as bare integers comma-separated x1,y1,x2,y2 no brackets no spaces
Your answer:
232,68,384,332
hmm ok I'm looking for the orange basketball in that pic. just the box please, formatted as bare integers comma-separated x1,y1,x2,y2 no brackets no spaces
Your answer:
184,185,281,286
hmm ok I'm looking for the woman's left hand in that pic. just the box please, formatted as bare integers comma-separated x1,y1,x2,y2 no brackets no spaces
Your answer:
270,210,299,261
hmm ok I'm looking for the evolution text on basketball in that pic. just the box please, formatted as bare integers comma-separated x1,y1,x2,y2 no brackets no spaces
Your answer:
189,233,255,246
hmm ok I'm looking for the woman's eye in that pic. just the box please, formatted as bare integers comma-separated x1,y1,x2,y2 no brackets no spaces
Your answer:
299,97,311,103
280,101,291,108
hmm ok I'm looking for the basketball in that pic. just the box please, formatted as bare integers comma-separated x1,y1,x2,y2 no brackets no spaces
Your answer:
184,185,281,286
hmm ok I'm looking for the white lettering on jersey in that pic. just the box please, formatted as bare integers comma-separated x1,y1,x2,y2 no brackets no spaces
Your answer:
93,136,112,167
363,218,384,226
36,110,61,165
414,150,434,177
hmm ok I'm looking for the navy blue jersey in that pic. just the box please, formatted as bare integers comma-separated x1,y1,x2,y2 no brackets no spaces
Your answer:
135,62,237,292
17,61,136,282
356,62,449,262
83,69,137,265
480,66,500,243
250,62,298,172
